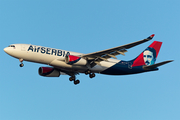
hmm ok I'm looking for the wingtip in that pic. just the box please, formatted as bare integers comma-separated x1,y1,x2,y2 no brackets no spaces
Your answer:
150,34,155,38
169,60,174,62
147,34,155,39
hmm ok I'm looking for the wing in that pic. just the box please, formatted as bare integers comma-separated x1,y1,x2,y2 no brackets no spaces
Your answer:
82,34,155,67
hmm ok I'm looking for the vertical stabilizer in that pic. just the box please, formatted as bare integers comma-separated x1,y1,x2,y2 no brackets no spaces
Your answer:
132,41,162,67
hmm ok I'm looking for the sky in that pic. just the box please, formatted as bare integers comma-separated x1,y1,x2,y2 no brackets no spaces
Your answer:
0,0,180,120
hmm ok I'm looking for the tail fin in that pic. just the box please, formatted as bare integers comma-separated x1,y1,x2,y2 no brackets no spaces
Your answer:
132,41,162,67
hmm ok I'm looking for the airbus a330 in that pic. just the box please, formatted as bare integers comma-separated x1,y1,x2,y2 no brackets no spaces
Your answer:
4,34,173,85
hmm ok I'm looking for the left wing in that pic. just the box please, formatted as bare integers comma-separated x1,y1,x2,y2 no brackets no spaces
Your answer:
82,34,155,66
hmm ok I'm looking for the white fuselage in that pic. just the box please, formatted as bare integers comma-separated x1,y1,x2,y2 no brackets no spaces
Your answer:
4,44,120,73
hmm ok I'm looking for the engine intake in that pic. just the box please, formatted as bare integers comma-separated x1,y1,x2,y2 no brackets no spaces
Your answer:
65,55,87,66
38,67,60,77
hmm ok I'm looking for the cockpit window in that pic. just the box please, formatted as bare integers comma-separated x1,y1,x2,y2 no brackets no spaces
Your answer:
8,45,15,47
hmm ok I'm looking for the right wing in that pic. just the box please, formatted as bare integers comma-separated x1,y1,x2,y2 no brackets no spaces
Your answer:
82,34,155,66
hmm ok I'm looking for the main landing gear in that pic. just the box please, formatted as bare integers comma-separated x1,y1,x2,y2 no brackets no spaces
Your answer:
69,75,80,85
19,58,24,67
68,70,95,85
85,70,96,78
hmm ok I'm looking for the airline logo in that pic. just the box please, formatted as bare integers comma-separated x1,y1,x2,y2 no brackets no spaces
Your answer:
27,45,70,57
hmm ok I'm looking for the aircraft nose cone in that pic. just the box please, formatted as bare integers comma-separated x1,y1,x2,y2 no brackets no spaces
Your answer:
4,47,8,53
4,47,12,55
4,47,15,56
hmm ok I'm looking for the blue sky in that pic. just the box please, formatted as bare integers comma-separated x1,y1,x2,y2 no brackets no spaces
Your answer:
0,0,179,120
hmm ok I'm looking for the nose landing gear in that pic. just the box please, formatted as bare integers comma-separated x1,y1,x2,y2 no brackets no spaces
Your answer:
19,59,24,67
20,63,24,67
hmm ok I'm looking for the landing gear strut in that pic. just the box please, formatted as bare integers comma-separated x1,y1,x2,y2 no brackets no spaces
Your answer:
69,75,80,85
19,59,24,67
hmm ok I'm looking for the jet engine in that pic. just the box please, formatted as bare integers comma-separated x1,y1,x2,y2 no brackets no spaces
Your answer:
65,55,87,66
38,67,60,77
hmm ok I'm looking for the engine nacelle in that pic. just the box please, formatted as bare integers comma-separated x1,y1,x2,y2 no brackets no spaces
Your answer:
38,67,60,77
65,55,87,66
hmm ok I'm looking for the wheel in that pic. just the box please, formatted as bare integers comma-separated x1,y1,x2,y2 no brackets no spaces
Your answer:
85,70,91,75
69,76,75,81
74,80,80,85
92,73,95,77
19,63,24,67
89,74,93,78
89,73,95,78
69,77,73,81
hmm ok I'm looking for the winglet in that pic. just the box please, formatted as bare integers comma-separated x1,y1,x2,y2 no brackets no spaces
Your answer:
147,34,155,40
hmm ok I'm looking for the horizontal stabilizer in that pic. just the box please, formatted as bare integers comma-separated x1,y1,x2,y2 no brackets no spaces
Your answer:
143,60,173,70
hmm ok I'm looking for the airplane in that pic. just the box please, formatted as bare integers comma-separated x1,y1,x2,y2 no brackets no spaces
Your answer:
4,34,173,85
